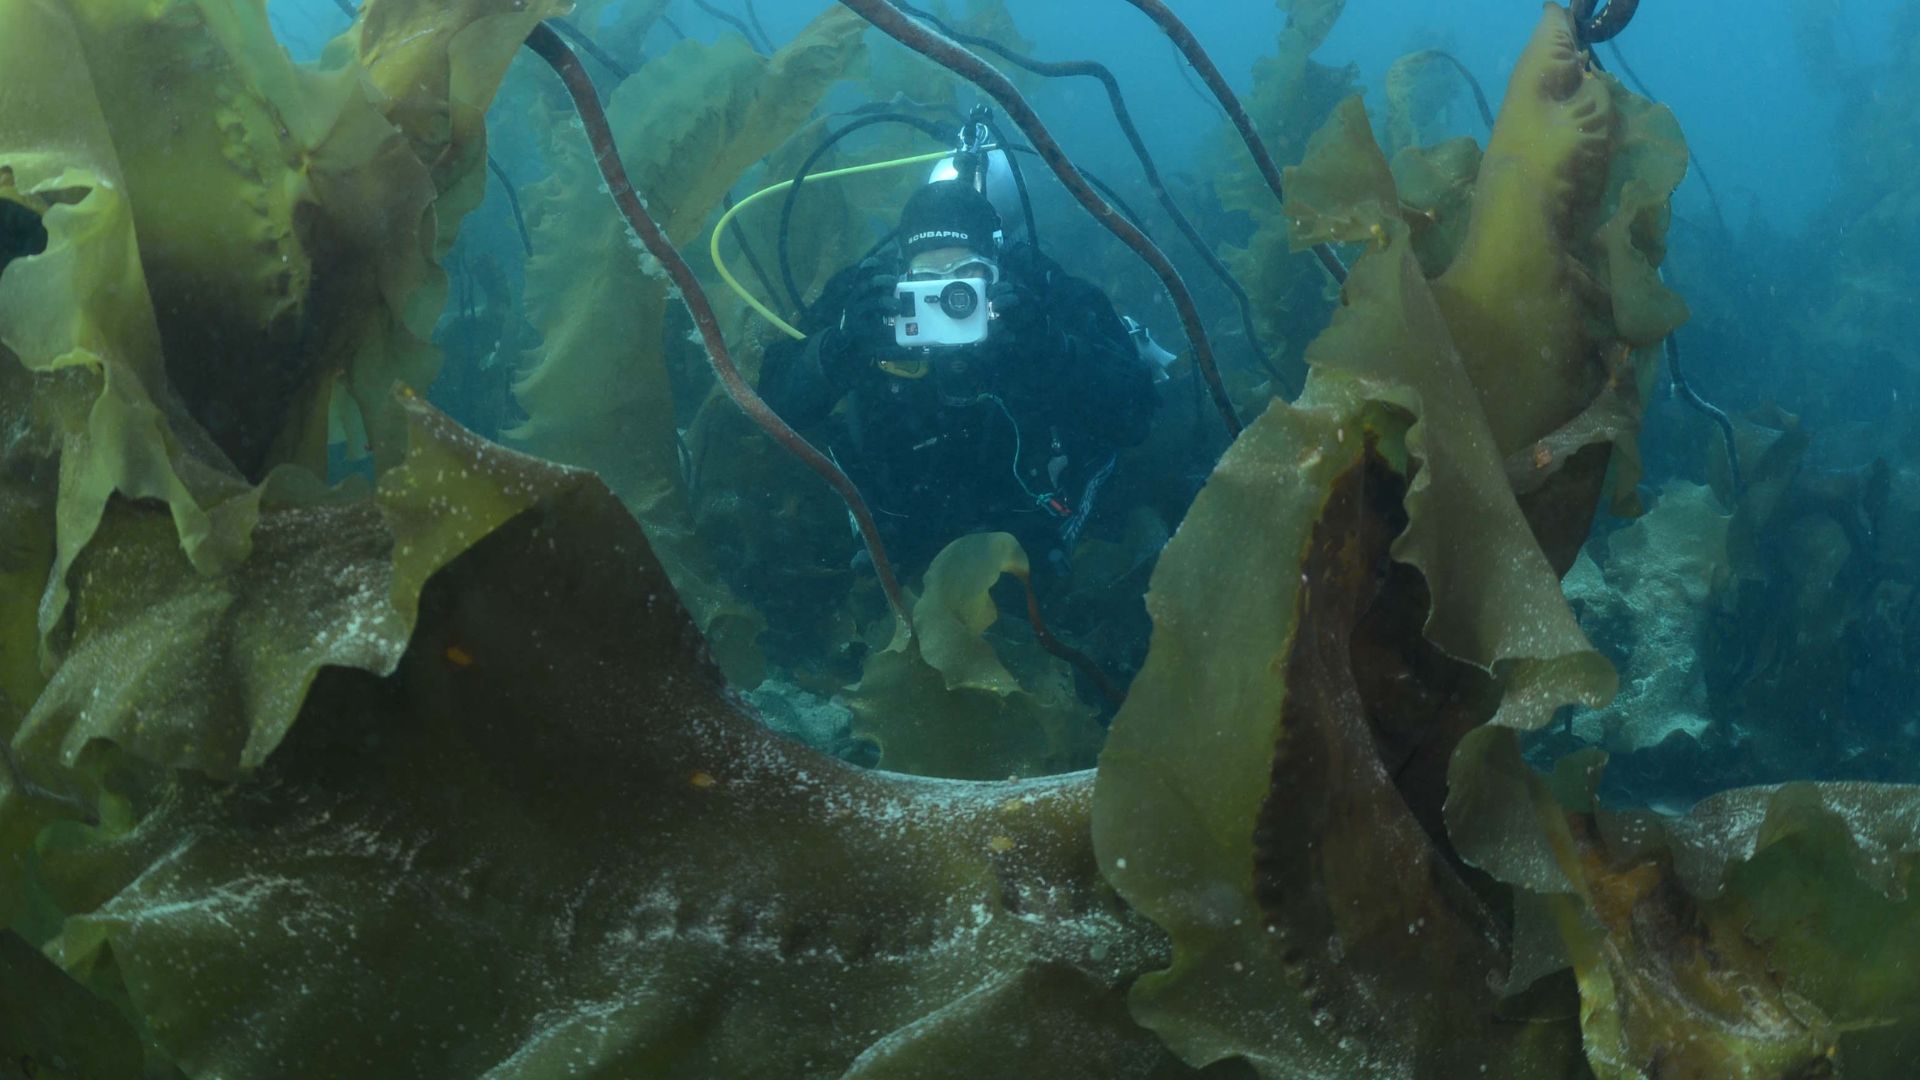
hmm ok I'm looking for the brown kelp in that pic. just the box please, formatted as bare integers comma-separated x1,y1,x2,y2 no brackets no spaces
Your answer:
510,10,892,678
1120,0,1347,290
5,1,1920,1077
527,15,918,648
1100,5,1920,1076
27,402,1182,1077
1699,409,1903,782
847,532,1106,780
1211,0,1356,398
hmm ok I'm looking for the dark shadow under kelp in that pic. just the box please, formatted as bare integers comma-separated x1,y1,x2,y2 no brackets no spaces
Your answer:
4,1,1920,1077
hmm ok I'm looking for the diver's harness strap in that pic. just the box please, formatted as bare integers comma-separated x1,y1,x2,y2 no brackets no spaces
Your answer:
974,394,1109,532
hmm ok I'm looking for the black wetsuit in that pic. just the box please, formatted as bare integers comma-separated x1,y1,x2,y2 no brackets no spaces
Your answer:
759,243,1157,572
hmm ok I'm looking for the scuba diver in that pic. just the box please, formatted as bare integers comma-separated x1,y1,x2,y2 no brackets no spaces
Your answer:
758,126,1160,577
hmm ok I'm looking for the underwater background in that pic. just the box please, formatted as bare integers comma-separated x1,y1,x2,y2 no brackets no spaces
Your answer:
4,0,1919,1076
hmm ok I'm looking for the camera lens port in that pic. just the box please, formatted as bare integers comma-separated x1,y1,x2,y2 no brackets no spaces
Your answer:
938,280,979,319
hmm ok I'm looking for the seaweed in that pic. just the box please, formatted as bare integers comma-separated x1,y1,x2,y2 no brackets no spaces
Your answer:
1689,408,1910,783
1211,0,1357,397
5,2,1919,1076
847,533,1105,779
25,402,1178,1077
1452,738,1920,1075
0,929,147,1079
509,10,870,685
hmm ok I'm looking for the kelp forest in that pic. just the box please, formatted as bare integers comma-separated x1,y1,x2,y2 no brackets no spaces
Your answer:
3,0,1919,1076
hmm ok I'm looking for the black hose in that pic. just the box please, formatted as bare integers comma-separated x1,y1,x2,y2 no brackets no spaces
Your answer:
1575,9,1743,498
1667,331,1744,498
983,122,1040,252
893,0,1287,389
776,112,952,309
1602,41,1733,243
487,156,533,257
691,0,767,55
1571,0,1641,44
742,0,774,53
1168,39,1225,120
769,114,1149,323
1422,50,1494,130
1005,145,1149,235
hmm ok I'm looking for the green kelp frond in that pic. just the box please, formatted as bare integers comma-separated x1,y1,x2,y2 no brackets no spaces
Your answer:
1092,399,1588,1077
0,0,582,983
1382,50,1464,157
1279,0,1346,53
9,395,575,794
1277,96,1399,245
849,533,1104,780
914,532,1032,695
1284,95,1615,727
1428,7,1685,464
1091,9,1718,1075
511,8,868,687
1297,8,1687,575
31,409,1190,1077
1387,135,1481,278
1452,734,1920,1076
1212,0,1355,387
1089,154,1611,1067
49,0,559,478
0,359,60,931
0,1,267,668
0,0,559,677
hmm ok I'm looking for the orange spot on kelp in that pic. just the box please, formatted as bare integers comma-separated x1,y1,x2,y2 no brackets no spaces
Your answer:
689,770,717,790
1532,443,1554,470
987,835,1015,854
444,645,474,667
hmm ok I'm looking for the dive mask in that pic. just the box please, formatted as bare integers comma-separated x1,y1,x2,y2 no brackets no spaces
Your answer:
901,253,1000,284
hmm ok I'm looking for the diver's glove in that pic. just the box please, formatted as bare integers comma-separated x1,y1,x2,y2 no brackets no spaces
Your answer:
818,259,899,387
988,277,1050,340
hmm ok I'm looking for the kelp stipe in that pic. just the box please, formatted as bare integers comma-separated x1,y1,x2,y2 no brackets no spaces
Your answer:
524,22,913,644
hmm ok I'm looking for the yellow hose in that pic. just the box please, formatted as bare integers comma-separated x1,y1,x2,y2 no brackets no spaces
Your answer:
709,150,954,340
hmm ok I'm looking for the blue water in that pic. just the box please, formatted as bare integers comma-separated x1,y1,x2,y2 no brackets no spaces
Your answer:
11,2,1920,1074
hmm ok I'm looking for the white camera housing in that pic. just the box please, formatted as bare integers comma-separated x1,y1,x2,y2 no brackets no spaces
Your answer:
894,277,992,348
